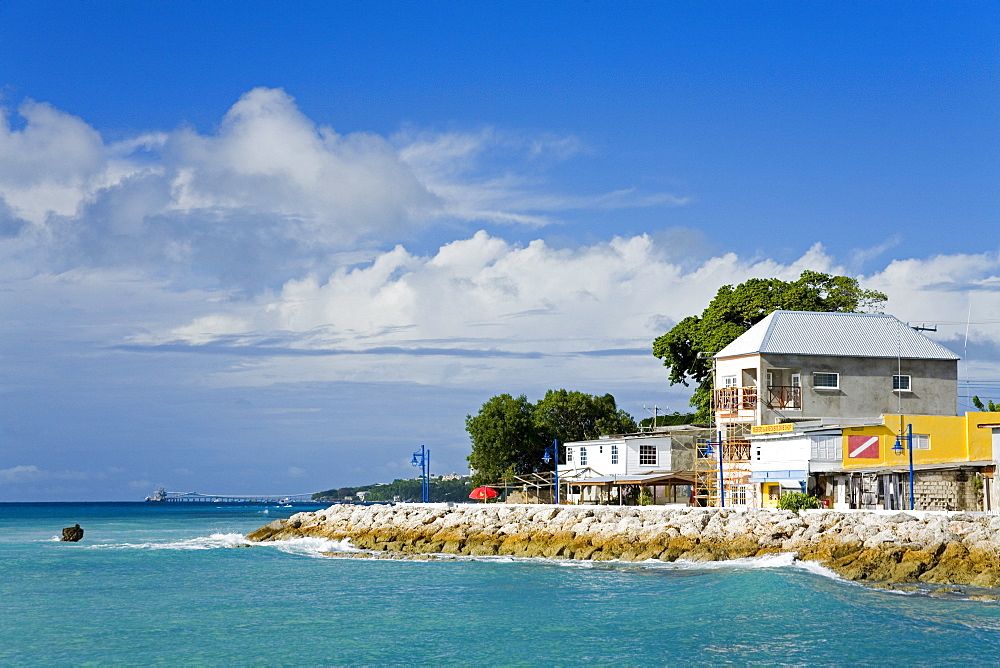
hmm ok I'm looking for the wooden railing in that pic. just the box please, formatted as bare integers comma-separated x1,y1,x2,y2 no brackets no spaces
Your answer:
723,440,751,462
695,440,751,462
766,385,801,409
714,387,757,413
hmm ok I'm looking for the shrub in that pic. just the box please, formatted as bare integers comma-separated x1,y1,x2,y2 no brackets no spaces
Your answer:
777,491,821,512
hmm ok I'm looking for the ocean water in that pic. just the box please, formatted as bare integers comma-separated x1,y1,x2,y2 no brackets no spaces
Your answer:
3,503,1000,666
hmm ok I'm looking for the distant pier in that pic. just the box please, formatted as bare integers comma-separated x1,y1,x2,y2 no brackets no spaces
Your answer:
145,488,318,504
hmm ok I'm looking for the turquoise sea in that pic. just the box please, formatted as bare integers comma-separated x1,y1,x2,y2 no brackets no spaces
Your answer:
3,502,1000,666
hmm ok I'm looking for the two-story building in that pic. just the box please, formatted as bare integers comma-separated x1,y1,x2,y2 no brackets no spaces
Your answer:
558,426,708,505
713,310,959,430
710,310,971,508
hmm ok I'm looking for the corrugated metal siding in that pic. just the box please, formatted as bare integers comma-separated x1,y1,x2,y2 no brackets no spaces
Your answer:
716,311,960,360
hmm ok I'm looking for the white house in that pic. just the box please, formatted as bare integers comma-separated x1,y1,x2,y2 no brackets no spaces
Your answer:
559,426,709,505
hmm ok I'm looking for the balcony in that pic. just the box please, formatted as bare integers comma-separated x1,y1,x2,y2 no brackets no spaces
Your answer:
696,439,751,462
723,440,751,461
766,385,801,410
714,386,757,414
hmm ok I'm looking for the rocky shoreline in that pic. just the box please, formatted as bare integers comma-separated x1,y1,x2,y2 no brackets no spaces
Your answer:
247,504,1000,593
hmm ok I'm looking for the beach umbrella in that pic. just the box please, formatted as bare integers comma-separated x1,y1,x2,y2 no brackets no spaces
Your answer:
469,486,498,502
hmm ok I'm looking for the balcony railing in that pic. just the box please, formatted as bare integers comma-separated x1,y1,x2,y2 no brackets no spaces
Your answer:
723,440,751,461
714,386,757,413
766,385,801,410
696,439,751,462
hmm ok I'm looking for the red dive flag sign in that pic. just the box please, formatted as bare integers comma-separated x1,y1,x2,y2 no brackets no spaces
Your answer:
848,435,880,459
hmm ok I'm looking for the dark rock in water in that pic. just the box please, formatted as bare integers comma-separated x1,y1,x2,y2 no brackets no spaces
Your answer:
61,524,84,542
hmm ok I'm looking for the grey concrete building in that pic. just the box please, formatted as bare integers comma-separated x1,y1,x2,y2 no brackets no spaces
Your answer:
713,310,960,431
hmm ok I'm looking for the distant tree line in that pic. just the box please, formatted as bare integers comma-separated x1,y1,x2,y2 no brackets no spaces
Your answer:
313,476,472,503
639,412,698,429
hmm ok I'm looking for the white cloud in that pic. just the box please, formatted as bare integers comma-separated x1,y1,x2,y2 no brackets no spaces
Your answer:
0,464,88,483
0,100,107,222
0,89,686,291
116,234,992,394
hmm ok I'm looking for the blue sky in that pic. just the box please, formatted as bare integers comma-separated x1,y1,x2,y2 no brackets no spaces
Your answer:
1,2,998,500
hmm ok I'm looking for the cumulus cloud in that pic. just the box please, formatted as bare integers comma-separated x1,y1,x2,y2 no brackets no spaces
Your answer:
0,89,684,290
125,232,1000,392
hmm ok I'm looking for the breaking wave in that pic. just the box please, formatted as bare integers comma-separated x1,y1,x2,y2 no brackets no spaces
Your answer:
89,533,362,557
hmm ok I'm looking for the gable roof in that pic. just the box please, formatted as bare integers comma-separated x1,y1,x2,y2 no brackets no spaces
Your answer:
714,311,960,360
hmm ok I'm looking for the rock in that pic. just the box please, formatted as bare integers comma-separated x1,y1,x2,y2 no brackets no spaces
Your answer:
60,524,84,542
242,504,1000,588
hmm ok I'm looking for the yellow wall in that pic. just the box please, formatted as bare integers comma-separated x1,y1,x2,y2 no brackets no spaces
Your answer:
762,483,781,508
839,412,994,469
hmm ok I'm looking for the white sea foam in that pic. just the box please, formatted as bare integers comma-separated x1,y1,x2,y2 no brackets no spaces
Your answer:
88,532,364,556
460,551,846,582
270,536,362,558
92,532,251,550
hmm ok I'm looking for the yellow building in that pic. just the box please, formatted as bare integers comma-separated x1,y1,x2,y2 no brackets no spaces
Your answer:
823,412,995,511
748,412,997,511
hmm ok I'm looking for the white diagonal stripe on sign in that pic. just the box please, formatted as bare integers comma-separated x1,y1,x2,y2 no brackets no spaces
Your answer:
849,436,878,458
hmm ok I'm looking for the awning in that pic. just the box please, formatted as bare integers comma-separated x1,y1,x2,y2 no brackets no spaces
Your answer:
747,469,807,484
563,471,697,487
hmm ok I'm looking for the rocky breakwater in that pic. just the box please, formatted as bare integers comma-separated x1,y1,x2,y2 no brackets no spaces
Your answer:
247,505,1000,588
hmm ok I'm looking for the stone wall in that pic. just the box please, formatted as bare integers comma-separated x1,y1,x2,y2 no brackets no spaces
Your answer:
914,470,981,512
247,504,1000,589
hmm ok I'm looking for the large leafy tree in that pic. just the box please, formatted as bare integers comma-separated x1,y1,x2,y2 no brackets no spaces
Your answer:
533,389,637,445
652,270,887,419
467,390,636,485
466,394,545,486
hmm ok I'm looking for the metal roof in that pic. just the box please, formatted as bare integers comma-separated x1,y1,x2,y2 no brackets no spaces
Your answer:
714,311,960,360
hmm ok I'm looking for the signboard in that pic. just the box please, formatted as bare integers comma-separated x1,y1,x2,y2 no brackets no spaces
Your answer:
751,423,795,435
848,434,880,459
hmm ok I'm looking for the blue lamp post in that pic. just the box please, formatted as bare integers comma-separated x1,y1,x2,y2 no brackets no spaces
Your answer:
411,444,430,503
703,432,725,508
892,423,915,510
541,439,560,505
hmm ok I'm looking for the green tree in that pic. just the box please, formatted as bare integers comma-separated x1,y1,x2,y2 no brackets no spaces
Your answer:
466,394,545,486
652,271,887,419
467,389,637,485
533,389,637,446
972,396,999,411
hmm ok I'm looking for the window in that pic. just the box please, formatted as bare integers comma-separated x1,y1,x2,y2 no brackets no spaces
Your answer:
611,444,619,465
912,434,930,450
579,447,587,466
811,434,841,460
791,373,801,388
566,448,573,463
813,372,839,389
639,444,657,466
730,485,748,505
723,375,738,388
893,375,911,392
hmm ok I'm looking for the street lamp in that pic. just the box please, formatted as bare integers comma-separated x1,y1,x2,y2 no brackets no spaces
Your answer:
411,444,430,503
541,439,560,505
892,423,915,510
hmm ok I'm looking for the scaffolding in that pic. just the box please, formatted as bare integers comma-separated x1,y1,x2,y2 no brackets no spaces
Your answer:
695,396,755,507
